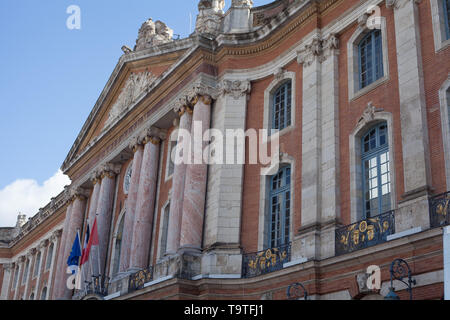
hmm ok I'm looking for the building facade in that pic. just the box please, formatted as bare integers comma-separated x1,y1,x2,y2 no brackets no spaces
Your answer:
1,0,450,300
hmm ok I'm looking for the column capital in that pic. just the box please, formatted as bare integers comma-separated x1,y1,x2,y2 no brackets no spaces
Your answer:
99,162,121,179
140,126,166,145
2,263,14,272
69,187,90,201
218,79,251,99
297,34,322,67
386,0,421,10
40,239,49,249
322,33,340,59
51,229,63,241
173,81,218,114
18,256,26,263
129,135,144,153
90,170,102,185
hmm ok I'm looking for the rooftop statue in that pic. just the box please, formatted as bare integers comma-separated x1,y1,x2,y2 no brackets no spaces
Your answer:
134,18,174,51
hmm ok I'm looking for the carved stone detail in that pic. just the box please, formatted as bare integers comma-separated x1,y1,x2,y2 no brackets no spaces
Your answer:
99,162,121,179
297,33,340,66
195,0,225,36
105,71,157,127
359,102,384,125
134,19,174,51
219,80,251,99
386,0,420,10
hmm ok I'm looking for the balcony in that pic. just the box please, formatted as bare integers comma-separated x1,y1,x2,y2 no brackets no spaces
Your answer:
429,191,450,229
242,243,291,278
335,210,395,256
128,267,153,293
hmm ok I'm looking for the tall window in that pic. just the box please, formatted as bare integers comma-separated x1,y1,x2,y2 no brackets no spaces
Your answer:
46,243,54,270
167,141,177,178
112,214,125,275
362,123,391,218
445,0,450,39
359,30,384,89
33,253,41,277
268,166,291,248
160,203,170,258
22,259,29,284
40,287,47,300
13,267,19,289
272,82,292,131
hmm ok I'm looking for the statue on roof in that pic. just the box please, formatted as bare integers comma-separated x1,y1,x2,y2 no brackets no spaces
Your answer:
195,0,225,36
134,18,174,51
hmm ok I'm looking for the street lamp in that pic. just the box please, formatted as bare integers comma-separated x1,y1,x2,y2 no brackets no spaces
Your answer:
287,282,308,300
384,258,416,300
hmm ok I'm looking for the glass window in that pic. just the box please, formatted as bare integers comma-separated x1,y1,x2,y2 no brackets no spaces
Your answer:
445,0,450,39
160,204,170,257
359,30,384,89
167,141,177,177
40,287,47,300
269,166,291,248
272,82,292,131
34,253,41,277
362,123,391,218
46,243,54,270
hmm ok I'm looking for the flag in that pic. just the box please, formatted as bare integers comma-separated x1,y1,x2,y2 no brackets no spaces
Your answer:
80,217,99,265
67,231,82,267
80,224,90,266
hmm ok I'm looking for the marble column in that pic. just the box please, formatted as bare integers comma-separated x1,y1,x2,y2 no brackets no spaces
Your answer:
35,239,49,301
0,263,13,300
120,138,144,273
47,230,61,300
14,257,25,300
52,200,73,300
129,128,162,270
166,105,193,254
95,163,120,276
24,249,36,299
179,95,212,251
59,188,88,300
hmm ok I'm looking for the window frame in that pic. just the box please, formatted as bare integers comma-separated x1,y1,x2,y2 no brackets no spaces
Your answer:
361,123,391,218
431,0,450,51
358,30,384,90
271,81,292,132
267,165,291,249
33,252,41,278
45,243,54,271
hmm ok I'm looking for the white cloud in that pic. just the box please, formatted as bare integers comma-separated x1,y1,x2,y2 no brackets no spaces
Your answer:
0,170,71,227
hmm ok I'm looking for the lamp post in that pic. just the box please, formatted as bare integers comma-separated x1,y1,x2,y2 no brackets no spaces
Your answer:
384,258,416,300
287,282,308,300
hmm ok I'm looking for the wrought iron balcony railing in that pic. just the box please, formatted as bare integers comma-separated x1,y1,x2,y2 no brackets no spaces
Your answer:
85,275,110,297
429,191,450,228
242,243,291,279
335,210,395,256
128,267,153,293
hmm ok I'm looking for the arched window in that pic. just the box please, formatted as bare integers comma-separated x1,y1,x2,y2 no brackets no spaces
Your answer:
268,165,291,248
40,287,47,300
445,0,450,39
160,203,170,257
34,252,41,277
362,123,391,218
358,30,384,89
112,214,125,275
46,243,54,270
272,81,292,131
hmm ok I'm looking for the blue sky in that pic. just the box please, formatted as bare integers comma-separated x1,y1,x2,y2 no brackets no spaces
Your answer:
0,0,272,226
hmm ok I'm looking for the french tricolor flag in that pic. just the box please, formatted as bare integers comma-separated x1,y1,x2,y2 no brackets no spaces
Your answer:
80,218,99,266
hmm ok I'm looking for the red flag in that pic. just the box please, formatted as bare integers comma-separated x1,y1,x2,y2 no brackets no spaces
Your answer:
80,218,99,265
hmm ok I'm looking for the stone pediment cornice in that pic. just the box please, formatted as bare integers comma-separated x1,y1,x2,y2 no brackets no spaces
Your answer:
61,38,194,174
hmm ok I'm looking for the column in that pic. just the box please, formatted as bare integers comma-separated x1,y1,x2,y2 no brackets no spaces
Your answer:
129,128,162,270
179,95,212,251
297,34,323,259
95,163,120,276
14,256,25,300
0,263,13,300
59,188,88,300
388,0,431,195
51,200,73,300
35,239,49,300
166,104,193,254
387,0,432,231
119,138,144,273
319,34,341,259
47,230,61,300
24,249,36,299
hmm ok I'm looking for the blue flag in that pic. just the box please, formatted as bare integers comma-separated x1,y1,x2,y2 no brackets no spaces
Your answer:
67,231,82,267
